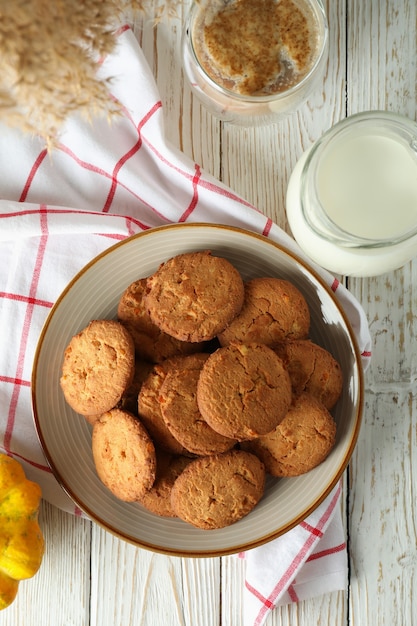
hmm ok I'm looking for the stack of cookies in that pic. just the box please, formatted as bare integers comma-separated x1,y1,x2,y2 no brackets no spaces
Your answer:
60,250,343,530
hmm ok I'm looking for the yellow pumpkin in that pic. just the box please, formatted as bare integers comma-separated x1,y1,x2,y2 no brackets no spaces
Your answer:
0,454,45,610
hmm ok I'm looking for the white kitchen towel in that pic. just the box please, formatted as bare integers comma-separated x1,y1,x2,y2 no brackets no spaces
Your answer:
0,25,371,619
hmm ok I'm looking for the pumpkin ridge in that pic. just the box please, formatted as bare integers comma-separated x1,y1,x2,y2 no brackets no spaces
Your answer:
0,455,45,610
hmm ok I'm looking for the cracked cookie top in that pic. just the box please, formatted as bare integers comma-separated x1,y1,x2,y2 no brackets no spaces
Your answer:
218,277,310,347
170,449,265,529
144,250,244,343
246,392,337,477
60,319,135,416
196,342,292,441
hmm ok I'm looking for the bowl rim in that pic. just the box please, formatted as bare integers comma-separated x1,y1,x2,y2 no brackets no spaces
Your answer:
31,222,364,556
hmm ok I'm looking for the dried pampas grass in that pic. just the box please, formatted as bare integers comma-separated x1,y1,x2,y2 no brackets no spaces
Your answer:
0,0,182,148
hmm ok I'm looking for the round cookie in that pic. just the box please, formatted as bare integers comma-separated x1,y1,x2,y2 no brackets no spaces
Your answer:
170,449,265,529
144,250,245,342
118,278,206,362
272,339,343,409
218,277,310,346
160,367,237,456
196,342,292,441
247,393,337,477
60,319,135,416
138,451,192,517
92,408,156,502
138,353,210,455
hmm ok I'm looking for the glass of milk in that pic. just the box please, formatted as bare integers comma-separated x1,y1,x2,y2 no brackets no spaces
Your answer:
286,111,417,276
182,0,329,125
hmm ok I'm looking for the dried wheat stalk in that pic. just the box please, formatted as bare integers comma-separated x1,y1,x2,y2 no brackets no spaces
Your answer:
0,0,182,149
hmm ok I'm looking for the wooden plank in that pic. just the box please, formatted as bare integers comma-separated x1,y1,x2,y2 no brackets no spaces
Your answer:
349,267,417,626
347,0,417,116
221,555,245,626
347,1,417,625
180,557,221,626
348,390,417,625
89,524,221,626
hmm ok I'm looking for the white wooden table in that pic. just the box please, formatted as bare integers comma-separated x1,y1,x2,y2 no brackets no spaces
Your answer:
2,1,416,624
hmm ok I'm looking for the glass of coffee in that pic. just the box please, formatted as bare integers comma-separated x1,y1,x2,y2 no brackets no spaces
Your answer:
182,0,329,125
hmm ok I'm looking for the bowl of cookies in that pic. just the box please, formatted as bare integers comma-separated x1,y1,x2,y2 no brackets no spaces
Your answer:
32,223,363,556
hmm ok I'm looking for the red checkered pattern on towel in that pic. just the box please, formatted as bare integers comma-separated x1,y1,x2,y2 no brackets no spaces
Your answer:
0,26,370,617
240,481,347,625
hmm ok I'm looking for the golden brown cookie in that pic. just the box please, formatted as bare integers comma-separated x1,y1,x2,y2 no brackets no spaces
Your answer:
170,449,265,529
91,408,156,501
144,250,245,342
196,342,292,441
272,339,343,409
137,353,210,455
160,367,237,456
218,277,310,346
247,393,337,477
60,319,135,416
138,451,192,517
118,278,206,362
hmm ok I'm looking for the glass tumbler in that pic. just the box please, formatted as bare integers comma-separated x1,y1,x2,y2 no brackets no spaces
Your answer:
182,0,329,125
